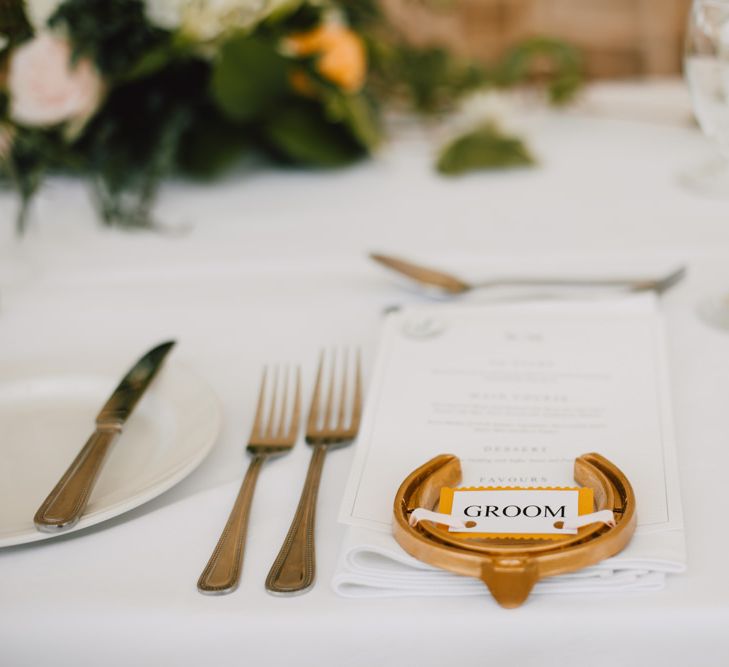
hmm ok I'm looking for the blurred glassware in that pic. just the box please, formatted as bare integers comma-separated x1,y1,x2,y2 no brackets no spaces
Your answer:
684,0,729,329
684,0,729,194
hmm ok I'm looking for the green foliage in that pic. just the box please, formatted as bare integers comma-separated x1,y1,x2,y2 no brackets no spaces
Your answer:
177,108,250,179
265,102,364,166
0,1,31,46
271,3,323,30
4,0,582,233
337,0,382,30
490,37,583,105
50,0,168,79
371,37,583,113
124,41,182,81
322,90,381,150
371,44,485,113
6,129,74,232
211,35,289,123
77,60,209,226
437,124,534,176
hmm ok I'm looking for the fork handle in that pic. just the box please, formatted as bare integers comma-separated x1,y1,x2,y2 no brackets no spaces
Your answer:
265,444,327,595
197,455,264,595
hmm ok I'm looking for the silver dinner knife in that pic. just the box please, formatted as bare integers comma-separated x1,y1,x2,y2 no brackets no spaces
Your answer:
33,341,176,533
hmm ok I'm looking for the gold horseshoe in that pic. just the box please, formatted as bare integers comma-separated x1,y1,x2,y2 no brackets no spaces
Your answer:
392,453,637,608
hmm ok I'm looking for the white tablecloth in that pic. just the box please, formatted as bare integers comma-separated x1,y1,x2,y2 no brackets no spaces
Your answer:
1,81,729,666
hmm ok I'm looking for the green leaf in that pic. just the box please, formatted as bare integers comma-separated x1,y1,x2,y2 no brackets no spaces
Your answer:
490,37,583,106
323,91,381,150
437,125,535,176
177,111,250,179
265,1,314,26
264,104,363,166
211,35,289,123
125,44,176,81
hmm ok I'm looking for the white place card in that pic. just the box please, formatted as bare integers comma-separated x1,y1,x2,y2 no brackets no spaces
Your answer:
339,295,684,538
441,487,587,536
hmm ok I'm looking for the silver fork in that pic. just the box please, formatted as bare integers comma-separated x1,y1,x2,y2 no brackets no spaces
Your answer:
198,365,301,595
265,348,362,595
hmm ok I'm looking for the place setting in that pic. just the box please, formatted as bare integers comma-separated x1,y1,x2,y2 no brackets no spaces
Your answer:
0,260,688,610
1,342,366,597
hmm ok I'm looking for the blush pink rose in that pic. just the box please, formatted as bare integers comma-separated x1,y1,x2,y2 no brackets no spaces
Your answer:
8,32,104,130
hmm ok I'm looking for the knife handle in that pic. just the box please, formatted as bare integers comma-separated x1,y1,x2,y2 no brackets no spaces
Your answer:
265,444,327,595
34,425,121,533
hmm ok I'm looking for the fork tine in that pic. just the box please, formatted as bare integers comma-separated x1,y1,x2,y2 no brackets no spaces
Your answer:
322,348,336,431
350,349,363,433
250,367,268,441
307,351,325,435
276,365,289,439
336,348,349,430
264,365,279,439
287,366,302,441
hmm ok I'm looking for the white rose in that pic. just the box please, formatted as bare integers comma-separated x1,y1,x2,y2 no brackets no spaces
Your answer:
145,0,186,31
145,0,274,41
8,32,104,131
24,0,64,29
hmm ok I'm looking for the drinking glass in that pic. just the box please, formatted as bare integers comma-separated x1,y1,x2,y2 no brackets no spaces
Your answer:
685,0,729,193
685,0,729,327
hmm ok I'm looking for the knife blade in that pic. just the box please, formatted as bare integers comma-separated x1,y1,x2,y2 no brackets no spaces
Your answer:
33,341,176,533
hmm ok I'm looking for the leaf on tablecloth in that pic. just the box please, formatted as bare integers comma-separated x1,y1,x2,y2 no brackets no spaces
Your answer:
436,124,535,176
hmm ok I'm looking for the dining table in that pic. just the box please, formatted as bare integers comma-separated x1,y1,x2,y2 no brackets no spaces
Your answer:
1,79,728,666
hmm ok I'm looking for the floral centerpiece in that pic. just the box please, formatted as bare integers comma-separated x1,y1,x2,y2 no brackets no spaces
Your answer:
0,0,582,232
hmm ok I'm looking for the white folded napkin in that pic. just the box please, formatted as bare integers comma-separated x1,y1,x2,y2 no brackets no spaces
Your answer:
332,526,685,599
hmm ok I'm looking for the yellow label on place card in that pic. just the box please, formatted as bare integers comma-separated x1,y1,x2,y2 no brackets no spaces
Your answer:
438,486,594,540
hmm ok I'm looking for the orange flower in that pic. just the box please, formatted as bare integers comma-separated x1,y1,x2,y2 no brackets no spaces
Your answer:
286,23,367,93
289,68,318,97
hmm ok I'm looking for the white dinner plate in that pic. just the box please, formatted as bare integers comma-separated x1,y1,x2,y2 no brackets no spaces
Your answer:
0,359,221,547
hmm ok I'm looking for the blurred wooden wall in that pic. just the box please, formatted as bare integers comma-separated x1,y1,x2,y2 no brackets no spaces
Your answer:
382,0,693,78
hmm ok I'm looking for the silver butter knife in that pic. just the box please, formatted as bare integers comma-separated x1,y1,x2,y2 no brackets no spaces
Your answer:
33,341,176,533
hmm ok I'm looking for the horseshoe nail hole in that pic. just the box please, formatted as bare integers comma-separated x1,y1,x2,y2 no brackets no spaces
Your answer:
465,521,477,528
553,521,565,529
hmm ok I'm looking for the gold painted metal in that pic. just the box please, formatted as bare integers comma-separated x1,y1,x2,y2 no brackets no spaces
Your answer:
370,252,686,296
266,349,363,595
393,453,637,608
33,341,175,533
198,366,301,595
